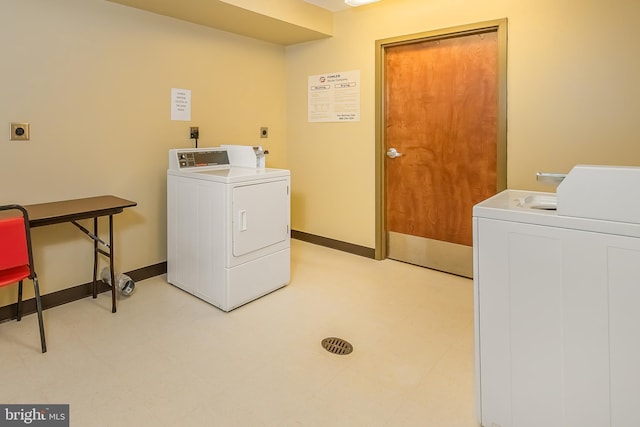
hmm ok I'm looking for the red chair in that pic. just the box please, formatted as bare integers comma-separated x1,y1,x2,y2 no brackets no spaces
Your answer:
0,205,46,353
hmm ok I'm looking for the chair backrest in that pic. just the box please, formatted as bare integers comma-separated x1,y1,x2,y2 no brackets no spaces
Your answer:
0,205,33,273
0,217,29,271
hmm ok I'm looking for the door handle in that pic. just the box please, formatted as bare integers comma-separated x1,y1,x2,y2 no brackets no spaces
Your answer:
386,148,402,159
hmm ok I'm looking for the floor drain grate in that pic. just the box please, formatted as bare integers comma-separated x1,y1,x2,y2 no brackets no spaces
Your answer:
321,337,353,355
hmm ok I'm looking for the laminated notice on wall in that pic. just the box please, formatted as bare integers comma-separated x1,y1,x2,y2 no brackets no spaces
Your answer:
171,88,191,121
308,70,360,122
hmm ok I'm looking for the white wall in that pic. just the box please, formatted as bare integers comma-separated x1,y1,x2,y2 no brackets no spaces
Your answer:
2,0,640,306
286,0,640,248
0,0,287,304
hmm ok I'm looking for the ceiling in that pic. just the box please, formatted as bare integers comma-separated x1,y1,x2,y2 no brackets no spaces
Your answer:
106,0,338,46
303,0,350,12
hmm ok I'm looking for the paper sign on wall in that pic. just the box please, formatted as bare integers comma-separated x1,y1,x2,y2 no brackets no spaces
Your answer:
171,88,191,121
308,70,360,122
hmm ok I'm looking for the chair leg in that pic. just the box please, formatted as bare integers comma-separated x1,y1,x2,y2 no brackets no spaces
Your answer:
32,276,47,353
17,280,23,321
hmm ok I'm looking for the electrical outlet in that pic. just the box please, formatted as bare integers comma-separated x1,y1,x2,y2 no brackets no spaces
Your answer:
260,127,268,138
190,126,199,139
10,123,30,141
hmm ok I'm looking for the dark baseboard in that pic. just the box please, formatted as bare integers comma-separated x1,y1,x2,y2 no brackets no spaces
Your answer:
0,262,167,323
291,229,375,259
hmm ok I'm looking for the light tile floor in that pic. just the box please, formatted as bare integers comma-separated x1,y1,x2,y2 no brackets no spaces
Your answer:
0,239,479,427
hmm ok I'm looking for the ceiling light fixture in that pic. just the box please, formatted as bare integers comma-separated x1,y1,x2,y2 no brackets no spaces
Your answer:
345,0,380,6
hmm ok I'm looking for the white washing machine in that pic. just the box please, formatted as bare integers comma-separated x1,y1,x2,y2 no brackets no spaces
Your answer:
473,165,640,427
167,146,290,311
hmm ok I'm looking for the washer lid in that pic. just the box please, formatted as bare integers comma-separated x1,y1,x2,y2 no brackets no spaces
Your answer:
474,189,640,239
168,166,289,183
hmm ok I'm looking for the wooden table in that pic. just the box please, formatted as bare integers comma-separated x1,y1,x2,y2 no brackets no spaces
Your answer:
23,196,137,313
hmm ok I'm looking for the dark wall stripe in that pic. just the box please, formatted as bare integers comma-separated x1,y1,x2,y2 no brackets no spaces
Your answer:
0,262,167,323
1,233,371,323
291,230,375,259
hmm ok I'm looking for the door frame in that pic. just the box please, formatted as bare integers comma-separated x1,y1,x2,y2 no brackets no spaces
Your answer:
374,18,508,260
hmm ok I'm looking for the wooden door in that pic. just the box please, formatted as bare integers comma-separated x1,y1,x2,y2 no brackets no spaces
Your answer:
383,29,501,277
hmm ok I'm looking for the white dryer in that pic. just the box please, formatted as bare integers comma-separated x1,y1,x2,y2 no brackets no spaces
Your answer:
167,146,290,311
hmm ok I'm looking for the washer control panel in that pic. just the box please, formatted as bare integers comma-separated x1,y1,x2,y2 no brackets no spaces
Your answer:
174,150,230,169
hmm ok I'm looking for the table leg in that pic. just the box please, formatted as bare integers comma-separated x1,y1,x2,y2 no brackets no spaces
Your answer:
93,217,98,299
109,214,116,313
